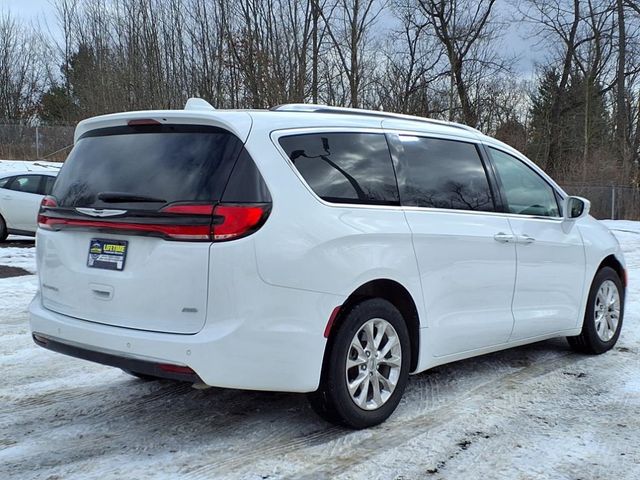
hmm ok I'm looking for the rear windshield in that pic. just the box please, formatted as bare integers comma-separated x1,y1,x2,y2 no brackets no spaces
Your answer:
53,125,244,208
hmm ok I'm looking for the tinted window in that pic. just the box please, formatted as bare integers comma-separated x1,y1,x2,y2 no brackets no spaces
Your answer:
53,125,244,209
278,133,399,205
395,136,494,211
6,175,42,194
42,175,56,195
0,177,10,188
489,148,559,217
222,148,271,203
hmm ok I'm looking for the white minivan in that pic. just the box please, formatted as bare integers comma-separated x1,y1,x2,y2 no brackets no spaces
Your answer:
30,101,626,428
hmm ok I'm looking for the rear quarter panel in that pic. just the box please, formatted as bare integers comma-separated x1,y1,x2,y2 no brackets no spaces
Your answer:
245,127,426,327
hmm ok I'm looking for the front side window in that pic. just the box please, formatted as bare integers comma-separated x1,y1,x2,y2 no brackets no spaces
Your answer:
278,132,399,205
489,148,559,217
395,135,494,211
6,175,42,194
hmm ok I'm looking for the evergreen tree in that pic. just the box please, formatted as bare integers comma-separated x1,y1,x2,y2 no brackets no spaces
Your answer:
39,44,101,123
528,68,610,183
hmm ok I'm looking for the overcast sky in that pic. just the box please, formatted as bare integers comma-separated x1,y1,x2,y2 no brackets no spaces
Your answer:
4,0,51,21
4,0,545,78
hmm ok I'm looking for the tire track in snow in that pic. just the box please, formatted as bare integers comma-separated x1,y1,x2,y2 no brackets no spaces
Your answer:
288,351,583,480
180,425,348,479
0,380,200,469
179,350,580,480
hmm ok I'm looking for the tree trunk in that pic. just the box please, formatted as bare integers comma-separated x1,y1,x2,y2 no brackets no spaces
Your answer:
616,0,628,168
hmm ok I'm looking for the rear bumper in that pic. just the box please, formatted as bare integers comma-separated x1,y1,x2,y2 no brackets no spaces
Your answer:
29,291,335,392
32,333,202,383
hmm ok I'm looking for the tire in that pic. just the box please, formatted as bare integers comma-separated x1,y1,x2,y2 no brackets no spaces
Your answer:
567,266,624,354
122,369,159,381
0,215,7,242
308,298,411,429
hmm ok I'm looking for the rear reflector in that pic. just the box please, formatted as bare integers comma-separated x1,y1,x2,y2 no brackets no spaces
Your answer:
323,306,342,338
158,364,196,375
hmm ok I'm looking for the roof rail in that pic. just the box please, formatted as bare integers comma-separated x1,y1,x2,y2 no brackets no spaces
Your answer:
270,103,481,134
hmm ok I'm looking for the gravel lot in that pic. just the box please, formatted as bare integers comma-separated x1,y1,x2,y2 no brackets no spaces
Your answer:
1,224,639,480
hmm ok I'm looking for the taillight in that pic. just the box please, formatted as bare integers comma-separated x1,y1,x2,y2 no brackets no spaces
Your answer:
36,200,271,241
211,204,270,241
38,196,58,230
41,196,58,208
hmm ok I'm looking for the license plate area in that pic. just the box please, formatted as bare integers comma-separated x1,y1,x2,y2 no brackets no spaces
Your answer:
87,238,128,271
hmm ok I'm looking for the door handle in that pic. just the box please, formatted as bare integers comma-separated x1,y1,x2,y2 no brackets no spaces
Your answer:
493,232,515,243
518,234,536,244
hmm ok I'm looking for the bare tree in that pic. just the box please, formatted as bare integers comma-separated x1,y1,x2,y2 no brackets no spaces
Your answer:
0,12,48,121
375,0,446,115
416,0,505,127
313,0,383,108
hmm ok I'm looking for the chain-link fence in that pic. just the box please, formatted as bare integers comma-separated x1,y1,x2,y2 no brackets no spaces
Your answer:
562,184,640,221
0,123,74,162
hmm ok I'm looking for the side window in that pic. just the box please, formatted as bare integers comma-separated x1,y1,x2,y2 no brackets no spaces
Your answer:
489,148,560,217
0,177,11,188
5,175,42,194
278,132,399,205
395,135,495,211
41,176,56,196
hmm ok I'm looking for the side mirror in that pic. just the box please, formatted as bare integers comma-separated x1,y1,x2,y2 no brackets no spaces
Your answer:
563,196,590,220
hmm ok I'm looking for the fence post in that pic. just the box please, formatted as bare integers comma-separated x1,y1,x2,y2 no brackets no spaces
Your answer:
611,185,616,220
35,125,40,159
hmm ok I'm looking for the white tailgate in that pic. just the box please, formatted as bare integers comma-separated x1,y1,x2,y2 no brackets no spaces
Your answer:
37,229,209,334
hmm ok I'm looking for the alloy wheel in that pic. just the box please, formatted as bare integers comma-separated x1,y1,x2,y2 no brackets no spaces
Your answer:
594,279,620,342
345,318,402,410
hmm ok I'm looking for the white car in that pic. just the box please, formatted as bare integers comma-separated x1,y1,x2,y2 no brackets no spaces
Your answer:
0,170,58,241
30,100,626,428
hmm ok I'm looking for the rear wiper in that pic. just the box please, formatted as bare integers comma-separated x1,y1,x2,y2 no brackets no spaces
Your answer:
97,192,166,203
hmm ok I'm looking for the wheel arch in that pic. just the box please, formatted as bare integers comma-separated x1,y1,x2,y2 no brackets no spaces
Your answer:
328,279,421,372
598,254,626,287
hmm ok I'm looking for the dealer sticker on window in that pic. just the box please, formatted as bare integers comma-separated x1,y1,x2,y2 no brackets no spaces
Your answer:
87,239,128,271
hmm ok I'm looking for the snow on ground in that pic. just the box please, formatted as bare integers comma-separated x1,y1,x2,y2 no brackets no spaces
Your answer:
1,223,639,480
0,160,62,173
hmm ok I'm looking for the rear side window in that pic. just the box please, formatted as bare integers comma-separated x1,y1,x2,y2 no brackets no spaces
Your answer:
0,177,10,188
53,125,245,209
394,136,494,211
6,175,42,194
278,132,399,206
